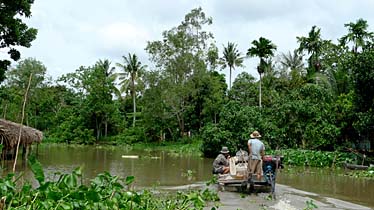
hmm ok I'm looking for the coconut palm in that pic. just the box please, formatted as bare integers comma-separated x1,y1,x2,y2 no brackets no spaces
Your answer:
247,37,277,107
339,18,374,53
297,26,325,77
279,50,306,88
279,50,304,72
116,53,146,127
220,42,244,89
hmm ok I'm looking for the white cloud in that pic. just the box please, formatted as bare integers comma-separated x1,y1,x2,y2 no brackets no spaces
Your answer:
97,22,150,56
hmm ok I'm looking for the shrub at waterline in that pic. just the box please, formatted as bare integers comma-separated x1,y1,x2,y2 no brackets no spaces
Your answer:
346,167,374,178
269,149,355,167
268,149,374,179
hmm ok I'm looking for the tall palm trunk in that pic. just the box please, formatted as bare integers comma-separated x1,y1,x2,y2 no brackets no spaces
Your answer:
132,79,136,127
221,42,243,90
104,114,108,137
259,73,262,108
229,66,232,89
117,53,145,128
247,37,277,108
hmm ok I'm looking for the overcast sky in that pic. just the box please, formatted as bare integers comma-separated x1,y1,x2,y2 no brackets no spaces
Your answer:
13,0,374,83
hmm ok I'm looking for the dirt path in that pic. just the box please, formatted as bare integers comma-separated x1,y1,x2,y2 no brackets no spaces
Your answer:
163,182,372,210
207,184,372,210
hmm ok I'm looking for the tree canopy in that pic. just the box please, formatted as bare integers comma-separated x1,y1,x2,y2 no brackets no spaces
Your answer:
0,0,38,83
0,8,373,156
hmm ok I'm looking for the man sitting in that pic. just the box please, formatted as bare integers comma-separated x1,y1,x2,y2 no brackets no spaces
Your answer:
212,146,230,174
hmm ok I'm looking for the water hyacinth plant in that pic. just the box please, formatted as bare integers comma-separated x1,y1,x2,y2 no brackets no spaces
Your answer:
0,156,219,210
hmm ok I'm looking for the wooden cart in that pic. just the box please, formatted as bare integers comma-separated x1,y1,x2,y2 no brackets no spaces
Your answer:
217,155,282,198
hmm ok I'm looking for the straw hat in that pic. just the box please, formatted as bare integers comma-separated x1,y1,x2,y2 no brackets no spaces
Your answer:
250,131,261,138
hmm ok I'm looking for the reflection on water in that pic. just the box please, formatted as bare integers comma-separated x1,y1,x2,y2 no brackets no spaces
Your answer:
2,144,374,208
2,144,214,187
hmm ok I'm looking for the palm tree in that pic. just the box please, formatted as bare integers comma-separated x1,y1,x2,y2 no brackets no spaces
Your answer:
95,59,116,138
247,37,277,107
297,26,325,77
279,50,305,88
116,53,146,127
279,50,304,72
339,18,374,53
220,42,244,89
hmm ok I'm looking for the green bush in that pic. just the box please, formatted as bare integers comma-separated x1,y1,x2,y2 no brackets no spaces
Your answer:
346,167,374,178
113,126,146,144
48,114,95,144
269,149,355,167
200,123,234,158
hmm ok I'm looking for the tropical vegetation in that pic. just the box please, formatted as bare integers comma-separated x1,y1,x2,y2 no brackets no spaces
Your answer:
1,4,374,209
0,0,38,83
1,7,373,160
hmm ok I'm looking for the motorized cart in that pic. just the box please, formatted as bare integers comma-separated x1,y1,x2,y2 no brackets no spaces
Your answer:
217,150,283,198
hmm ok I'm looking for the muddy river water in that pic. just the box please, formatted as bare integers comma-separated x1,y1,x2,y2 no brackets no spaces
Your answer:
5,144,374,209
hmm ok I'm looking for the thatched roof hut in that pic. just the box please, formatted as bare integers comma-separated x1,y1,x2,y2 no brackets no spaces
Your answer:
0,119,43,151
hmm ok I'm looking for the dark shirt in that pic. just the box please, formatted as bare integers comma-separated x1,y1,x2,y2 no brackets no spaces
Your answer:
213,153,229,170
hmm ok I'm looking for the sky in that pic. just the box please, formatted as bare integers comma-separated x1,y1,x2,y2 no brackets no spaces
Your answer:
9,0,374,84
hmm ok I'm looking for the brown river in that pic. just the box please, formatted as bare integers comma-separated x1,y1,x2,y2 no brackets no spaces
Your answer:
4,144,374,209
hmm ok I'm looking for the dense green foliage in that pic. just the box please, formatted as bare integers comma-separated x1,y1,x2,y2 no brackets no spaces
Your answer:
0,0,38,83
1,8,374,160
270,149,354,167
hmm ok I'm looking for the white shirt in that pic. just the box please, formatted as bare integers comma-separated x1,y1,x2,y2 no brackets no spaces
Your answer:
248,138,265,160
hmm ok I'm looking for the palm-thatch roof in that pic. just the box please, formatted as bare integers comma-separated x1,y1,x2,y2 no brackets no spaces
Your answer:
0,119,43,150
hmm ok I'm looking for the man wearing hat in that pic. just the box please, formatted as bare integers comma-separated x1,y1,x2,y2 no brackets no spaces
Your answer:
248,131,265,180
212,146,230,174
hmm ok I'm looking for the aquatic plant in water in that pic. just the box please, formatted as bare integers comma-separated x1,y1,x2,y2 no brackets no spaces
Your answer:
0,155,219,209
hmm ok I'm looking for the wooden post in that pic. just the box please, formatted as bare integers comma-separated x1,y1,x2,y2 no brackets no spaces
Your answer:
13,73,32,172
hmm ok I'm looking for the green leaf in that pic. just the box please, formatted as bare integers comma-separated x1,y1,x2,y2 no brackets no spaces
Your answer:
64,174,78,188
73,167,82,176
27,155,45,185
47,191,61,201
86,190,100,202
125,176,135,185
60,202,73,210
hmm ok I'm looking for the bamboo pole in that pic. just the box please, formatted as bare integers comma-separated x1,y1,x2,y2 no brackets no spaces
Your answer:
13,73,32,173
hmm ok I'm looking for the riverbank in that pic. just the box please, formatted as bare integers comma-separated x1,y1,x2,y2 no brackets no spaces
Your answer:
5,143,374,209
40,140,204,156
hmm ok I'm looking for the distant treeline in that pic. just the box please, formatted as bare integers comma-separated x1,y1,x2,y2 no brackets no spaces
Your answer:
1,8,374,157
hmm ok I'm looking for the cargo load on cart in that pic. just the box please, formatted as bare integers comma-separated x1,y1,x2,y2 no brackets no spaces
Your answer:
216,149,283,197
